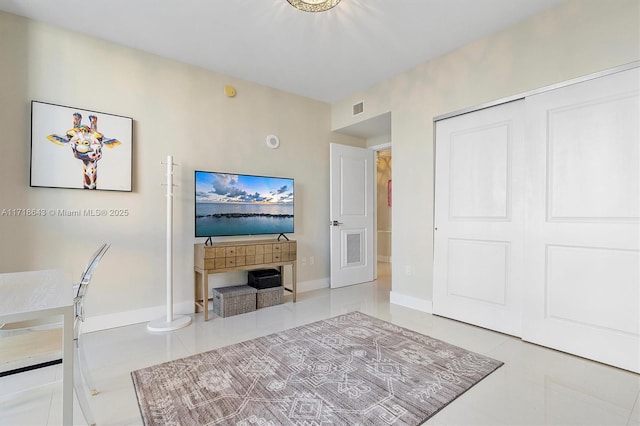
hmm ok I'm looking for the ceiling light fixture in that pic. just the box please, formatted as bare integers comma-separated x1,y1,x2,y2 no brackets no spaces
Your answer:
287,0,341,13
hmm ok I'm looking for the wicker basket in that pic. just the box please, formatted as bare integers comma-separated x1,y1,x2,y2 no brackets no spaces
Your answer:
256,286,284,309
212,285,257,318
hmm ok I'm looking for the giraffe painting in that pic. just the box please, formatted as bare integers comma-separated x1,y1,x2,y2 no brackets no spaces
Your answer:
47,112,122,190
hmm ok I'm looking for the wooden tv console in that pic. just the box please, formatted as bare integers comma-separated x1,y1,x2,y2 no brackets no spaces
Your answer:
194,239,297,321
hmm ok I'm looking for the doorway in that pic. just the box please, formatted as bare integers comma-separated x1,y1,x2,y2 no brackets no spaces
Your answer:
376,148,392,280
333,111,392,285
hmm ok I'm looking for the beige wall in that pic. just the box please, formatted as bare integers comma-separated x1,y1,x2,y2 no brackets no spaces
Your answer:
0,11,363,327
2,0,638,325
332,0,640,308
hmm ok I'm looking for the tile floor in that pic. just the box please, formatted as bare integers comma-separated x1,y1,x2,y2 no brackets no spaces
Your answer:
1,263,639,425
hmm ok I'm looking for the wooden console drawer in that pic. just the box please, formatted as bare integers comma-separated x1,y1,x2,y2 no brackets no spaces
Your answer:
196,241,297,270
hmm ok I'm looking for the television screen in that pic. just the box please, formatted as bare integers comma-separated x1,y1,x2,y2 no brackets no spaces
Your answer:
195,171,294,237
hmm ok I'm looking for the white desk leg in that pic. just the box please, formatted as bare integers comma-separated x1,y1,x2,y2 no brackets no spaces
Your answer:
62,307,74,425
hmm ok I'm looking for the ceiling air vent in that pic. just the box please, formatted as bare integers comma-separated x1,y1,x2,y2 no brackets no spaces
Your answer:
352,101,364,116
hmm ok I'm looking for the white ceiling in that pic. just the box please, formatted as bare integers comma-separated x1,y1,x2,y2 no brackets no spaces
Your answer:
0,0,565,105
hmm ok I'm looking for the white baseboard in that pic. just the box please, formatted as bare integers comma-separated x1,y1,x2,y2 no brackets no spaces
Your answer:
297,277,330,293
389,291,433,314
82,279,329,333
82,301,194,333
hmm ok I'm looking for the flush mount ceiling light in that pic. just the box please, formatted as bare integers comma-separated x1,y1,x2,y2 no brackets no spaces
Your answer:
287,0,341,12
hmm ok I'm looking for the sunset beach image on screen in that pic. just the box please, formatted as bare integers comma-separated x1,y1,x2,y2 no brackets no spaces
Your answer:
195,171,294,237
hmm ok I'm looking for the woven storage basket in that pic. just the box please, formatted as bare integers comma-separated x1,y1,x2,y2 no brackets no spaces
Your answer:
256,286,284,309
212,285,257,318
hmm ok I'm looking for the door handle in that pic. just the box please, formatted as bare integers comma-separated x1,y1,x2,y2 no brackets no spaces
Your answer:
330,220,343,226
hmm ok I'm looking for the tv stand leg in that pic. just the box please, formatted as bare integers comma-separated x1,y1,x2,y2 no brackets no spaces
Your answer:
292,262,297,302
194,269,209,321
202,271,209,321
194,270,201,314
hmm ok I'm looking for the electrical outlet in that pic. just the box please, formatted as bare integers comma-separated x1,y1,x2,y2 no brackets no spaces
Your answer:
309,256,315,265
404,265,412,276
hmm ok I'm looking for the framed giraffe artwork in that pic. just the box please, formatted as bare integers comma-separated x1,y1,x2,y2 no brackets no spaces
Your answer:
30,101,133,191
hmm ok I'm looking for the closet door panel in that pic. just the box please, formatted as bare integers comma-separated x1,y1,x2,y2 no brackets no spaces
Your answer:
547,93,639,220
434,100,525,337
522,68,639,373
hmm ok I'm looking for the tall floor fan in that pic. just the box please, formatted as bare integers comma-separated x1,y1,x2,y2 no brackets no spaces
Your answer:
148,155,192,332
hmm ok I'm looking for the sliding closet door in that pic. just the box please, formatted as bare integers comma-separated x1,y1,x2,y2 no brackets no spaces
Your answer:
433,100,525,336
522,68,639,372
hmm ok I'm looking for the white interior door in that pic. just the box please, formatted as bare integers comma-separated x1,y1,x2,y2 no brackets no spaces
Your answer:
433,100,525,336
330,143,375,288
522,68,639,373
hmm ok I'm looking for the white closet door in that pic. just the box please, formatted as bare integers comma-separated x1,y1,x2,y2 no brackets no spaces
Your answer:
434,100,525,336
522,68,639,373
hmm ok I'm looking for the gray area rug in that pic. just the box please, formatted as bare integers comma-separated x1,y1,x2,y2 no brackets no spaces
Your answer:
131,312,503,425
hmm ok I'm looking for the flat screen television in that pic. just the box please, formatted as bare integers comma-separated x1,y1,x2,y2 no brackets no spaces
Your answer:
195,170,294,239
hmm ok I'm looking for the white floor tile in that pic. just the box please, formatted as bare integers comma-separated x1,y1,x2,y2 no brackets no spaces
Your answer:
1,263,638,426
0,383,54,425
628,392,640,426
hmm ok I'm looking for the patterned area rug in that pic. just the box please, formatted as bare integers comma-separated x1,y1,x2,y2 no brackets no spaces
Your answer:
131,312,503,425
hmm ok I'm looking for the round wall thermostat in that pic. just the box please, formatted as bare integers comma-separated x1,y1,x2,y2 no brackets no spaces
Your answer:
266,134,280,149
